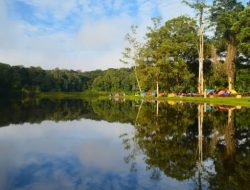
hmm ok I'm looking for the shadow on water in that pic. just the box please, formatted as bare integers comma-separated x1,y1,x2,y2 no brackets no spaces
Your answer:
0,98,249,189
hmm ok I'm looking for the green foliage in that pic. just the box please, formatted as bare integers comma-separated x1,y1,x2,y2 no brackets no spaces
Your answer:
92,68,136,92
235,68,250,92
0,63,11,92
0,63,91,96
138,16,197,93
233,4,250,57
0,62,140,95
209,0,249,90
210,0,244,43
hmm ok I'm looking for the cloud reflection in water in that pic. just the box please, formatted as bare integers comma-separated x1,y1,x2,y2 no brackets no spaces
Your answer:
0,119,189,190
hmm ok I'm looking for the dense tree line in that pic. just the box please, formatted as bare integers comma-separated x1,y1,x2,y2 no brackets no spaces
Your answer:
92,68,137,92
0,63,90,95
0,63,137,96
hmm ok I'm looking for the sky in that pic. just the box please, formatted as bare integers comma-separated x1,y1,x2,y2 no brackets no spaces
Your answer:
0,0,248,71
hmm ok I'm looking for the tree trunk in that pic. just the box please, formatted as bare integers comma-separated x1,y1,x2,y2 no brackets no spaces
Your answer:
225,42,236,91
156,100,159,117
134,67,142,94
228,76,233,91
197,4,205,94
198,28,204,94
156,80,159,98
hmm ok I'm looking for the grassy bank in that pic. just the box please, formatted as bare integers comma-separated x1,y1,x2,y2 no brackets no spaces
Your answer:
116,95,250,107
162,96,250,107
37,91,109,100
37,92,250,107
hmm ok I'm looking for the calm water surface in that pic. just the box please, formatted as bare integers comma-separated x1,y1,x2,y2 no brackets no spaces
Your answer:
0,99,249,190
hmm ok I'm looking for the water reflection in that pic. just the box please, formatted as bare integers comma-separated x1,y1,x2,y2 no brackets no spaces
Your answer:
120,101,250,190
0,121,141,190
0,99,249,189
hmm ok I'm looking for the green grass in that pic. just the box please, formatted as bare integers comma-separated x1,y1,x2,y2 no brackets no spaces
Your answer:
114,95,250,107
37,92,250,107
162,96,250,107
37,91,109,100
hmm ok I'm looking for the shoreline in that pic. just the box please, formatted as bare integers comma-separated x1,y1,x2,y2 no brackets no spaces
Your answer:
35,92,250,107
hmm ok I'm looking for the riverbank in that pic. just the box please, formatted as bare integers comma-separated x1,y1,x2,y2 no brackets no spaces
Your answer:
37,91,109,99
124,95,250,107
162,96,250,107
36,92,250,107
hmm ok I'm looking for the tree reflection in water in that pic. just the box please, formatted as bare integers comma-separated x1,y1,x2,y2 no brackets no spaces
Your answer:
120,101,250,190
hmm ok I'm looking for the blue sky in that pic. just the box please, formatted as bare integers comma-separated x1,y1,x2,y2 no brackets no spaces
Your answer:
0,0,248,71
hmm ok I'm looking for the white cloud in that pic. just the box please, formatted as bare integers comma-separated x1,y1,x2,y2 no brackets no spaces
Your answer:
0,0,193,71
76,17,131,51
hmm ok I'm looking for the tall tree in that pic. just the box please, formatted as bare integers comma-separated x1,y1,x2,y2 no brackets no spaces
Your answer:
140,17,163,96
183,0,208,94
120,26,143,94
210,0,244,90
139,16,197,93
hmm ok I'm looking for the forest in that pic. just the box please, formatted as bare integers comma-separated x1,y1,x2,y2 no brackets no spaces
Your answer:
0,63,137,96
0,0,249,97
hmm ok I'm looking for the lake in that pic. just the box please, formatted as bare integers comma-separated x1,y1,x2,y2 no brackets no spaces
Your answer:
0,99,249,190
